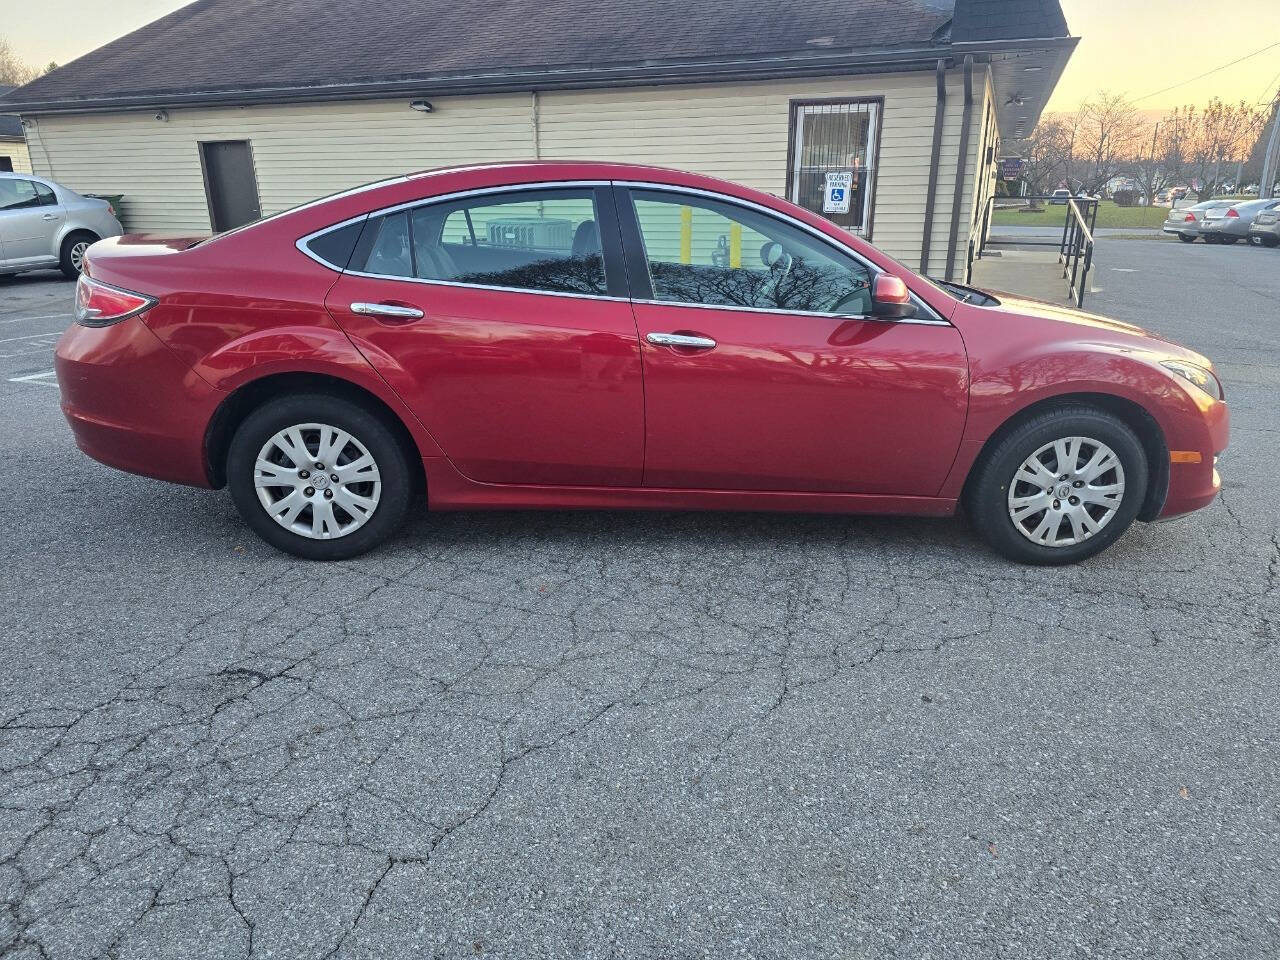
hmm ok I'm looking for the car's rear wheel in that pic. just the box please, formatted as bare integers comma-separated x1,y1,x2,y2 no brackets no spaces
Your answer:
1177,233,1197,243
1221,236,1240,245
965,406,1148,565
1263,236,1280,248
59,232,98,279
227,393,414,560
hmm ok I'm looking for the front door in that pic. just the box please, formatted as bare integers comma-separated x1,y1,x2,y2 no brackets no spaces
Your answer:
619,187,968,495
0,177,63,264
325,184,645,486
199,141,262,232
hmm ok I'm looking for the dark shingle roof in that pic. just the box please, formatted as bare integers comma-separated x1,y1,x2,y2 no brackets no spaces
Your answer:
952,0,1069,41
0,85,25,138
4,0,958,110
0,0,1072,113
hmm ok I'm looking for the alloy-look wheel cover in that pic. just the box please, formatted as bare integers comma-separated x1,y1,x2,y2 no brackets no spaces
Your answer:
254,423,382,540
1007,435,1126,548
70,241,91,273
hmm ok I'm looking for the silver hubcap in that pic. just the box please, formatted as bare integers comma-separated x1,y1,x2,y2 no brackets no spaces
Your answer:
70,242,90,272
1007,436,1125,547
254,423,381,540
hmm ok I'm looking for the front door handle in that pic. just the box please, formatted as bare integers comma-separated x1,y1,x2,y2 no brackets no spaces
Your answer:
350,302,424,320
646,332,717,350
42,214,58,221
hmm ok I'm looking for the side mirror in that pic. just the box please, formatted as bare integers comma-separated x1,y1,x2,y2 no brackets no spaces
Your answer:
870,274,917,320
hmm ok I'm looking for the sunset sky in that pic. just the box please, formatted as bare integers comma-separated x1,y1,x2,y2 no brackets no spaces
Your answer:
6,0,1280,116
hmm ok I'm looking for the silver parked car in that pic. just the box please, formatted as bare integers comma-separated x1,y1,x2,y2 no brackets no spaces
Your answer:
1162,199,1234,243
0,172,123,279
1246,201,1280,247
1198,198,1280,244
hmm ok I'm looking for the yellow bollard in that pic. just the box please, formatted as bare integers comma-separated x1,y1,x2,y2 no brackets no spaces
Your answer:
729,223,742,269
680,206,692,264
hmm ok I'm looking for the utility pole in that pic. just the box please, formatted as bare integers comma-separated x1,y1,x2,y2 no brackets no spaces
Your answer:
1261,97,1280,199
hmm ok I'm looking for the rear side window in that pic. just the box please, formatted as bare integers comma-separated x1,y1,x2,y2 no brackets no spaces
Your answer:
303,220,364,269
354,188,608,296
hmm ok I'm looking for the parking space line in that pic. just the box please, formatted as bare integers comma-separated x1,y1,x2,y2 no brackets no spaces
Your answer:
0,332,67,345
0,313,73,325
7,370,59,387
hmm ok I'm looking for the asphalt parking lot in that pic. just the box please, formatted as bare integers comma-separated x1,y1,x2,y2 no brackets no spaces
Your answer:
2,238,1278,959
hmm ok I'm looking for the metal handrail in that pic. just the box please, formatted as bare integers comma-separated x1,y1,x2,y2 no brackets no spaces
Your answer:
1060,198,1095,308
979,195,1100,251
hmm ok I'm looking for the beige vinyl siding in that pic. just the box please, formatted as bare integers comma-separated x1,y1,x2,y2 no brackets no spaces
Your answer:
25,68,983,274
0,138,31,174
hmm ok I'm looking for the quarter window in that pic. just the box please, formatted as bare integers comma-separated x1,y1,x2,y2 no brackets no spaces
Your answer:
628,189,874,315
355,188,607,296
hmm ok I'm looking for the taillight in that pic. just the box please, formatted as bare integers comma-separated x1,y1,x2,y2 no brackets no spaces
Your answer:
106,203,115,216
1226,208,1239,218
74,275,156,327
1184,214,1196,222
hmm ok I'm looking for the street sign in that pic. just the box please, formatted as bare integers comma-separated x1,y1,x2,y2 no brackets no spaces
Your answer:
823,171,853,214
999,157,1025,182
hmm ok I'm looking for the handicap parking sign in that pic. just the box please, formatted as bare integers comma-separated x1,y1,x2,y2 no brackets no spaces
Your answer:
823,171,854,215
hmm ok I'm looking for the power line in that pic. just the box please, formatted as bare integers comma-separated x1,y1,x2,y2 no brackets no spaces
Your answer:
1133,40,1280,104
1257,66,1280,106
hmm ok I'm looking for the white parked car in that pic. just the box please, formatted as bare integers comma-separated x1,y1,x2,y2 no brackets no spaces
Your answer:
0,172,123,279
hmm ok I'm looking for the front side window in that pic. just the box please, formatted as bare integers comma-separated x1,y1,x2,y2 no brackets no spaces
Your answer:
629,189,874,315
355,188,607,296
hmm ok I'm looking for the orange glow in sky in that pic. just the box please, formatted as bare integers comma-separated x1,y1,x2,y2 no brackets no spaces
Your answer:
1048,0,1280,112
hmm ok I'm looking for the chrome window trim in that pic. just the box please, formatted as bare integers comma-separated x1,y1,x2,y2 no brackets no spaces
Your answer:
295,177,947,324
630,298,949,326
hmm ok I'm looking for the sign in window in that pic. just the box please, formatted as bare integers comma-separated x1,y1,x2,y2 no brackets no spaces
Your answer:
789,100,880,236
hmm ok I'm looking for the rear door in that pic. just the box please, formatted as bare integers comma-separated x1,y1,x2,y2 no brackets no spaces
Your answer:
0,178,63,264
323,184,646,486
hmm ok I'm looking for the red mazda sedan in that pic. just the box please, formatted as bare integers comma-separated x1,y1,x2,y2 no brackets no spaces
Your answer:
55,162,1227,564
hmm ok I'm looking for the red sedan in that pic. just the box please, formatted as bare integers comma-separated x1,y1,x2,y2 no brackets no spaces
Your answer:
55,162,1227,564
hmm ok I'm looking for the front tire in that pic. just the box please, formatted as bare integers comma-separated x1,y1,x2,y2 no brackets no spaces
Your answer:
59,232,98,279
965,407,1149,565
227,393,414,560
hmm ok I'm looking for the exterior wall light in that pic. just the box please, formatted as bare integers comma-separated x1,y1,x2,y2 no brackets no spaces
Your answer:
409,100,434,113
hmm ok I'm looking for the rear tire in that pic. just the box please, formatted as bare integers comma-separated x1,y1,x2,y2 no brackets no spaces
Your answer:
1177,233,1197,243
1221,236,1240,245
59,232,98,279
227,393,414,560
965,406,1148,565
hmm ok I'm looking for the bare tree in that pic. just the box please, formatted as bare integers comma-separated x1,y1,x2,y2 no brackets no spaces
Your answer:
1071,92,1149,195
1016,114,1074,202
0,37,39,86
1178,99,1267,198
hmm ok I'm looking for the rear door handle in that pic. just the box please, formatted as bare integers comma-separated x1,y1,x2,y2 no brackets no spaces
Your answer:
41,214,58,221
350,302,424,320
646,332,717,349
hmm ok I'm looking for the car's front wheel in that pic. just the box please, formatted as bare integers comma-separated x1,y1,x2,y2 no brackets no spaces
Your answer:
227,393,414,560
966,406,1149,565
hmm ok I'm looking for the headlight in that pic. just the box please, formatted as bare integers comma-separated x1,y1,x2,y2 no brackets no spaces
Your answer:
1161,360,1224,400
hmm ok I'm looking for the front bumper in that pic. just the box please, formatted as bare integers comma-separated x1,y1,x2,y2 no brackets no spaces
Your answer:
1158,396,1229,519
55,317,223,487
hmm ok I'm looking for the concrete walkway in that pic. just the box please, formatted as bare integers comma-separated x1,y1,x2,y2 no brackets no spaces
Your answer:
970,246,1088,304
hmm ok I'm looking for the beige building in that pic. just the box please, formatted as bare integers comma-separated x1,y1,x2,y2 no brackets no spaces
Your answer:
1,0,1074,281
0,86,33,174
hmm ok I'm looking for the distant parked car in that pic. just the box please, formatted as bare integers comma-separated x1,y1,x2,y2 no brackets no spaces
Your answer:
1163,199,1236,243
1049,189,1071,205
0,172,123,279
1198,198,1280,244
1248,203,1280,247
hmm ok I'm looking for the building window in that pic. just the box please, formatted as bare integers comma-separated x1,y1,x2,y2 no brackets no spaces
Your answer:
787,100,881,237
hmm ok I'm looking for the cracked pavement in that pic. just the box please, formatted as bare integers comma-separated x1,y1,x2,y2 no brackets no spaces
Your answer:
2,238,1278,959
